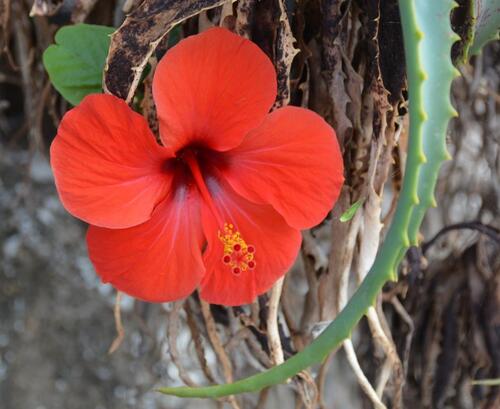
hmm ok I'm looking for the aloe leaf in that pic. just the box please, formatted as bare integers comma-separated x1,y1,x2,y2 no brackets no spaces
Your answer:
407,2,460,242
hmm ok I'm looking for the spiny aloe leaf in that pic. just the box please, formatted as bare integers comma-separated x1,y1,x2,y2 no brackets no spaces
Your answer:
407,1,460,242
157,0,459,399
43,24,115,105
469,0,500,56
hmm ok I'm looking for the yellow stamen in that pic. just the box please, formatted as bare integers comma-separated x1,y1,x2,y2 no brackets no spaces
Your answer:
218,223,256,274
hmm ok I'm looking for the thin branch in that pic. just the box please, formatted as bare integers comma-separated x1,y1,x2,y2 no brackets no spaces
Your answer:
422,221,500,254
167,301,197,387
200,299,241,409
267,277,285,365
343,339,387,409
390,297,415,376
108,291,125,354
256,387,270,409
185,299,217,384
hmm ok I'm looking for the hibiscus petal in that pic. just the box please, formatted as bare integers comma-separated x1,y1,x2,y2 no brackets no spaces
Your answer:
153,27,277,153
199,176,302,306
51,94,173,229
223,106,344,230
87,186,205,303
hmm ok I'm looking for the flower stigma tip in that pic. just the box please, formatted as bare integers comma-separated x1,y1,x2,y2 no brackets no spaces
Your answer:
218,223,256,275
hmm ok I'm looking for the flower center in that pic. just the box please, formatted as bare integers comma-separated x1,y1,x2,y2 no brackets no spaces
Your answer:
182,150,256,275
219,223,256,274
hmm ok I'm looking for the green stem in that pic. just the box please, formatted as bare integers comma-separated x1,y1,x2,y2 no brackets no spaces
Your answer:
158,0,457,398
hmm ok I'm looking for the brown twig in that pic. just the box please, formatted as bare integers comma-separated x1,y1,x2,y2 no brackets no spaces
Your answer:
256,387,270,409
390,297,415,377
316,351,337,409
200,299,241,409
267,277,285,365
184,299,217,383
422,221,500,254
108,291,125,354
12,1,41,151
235,0,254,38
167,300,198,387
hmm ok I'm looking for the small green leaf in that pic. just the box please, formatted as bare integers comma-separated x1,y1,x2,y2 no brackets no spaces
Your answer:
471,378,500,386
43,24,115,105
340,199,364,222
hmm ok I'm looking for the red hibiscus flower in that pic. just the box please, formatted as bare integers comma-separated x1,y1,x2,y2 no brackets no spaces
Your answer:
50,28,344,306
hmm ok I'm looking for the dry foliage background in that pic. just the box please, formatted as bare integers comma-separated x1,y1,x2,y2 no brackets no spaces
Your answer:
0,1,499,408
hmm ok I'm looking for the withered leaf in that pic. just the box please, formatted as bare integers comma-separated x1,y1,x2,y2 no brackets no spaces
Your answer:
378,0,405,105
0,0,10,52
29,0,63,17
71,0,99,23
235,0,255,38
320,0,354,145
104,0,233,102
273,0,299,108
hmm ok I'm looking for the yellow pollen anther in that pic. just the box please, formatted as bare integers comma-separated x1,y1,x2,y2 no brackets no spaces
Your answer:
218,223,256,274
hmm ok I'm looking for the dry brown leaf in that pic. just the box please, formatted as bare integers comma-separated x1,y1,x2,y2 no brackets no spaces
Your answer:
29,0,63,17
167,301,198,387
377,0,406,105
0,0,10,52
235,0,255,38
139,57,159,137
104,0,233,102
184,299,217,384
319,186,361,319
295,370,319,409
219,0,234,28
272,0,299,108
71,0,99,23
198,10,214,31
320,0,353,145
325,48,352,145
199,300,241,409
122,0,141,14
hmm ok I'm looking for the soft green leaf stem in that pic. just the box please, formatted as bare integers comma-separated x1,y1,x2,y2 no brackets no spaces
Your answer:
340,199,364,222
158,0,458,399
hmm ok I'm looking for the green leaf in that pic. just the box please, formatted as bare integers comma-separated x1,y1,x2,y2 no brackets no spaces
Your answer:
339,199,364,222
43,24,115,106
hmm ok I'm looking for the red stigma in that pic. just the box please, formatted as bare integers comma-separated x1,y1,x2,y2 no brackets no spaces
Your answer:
223,255,231,264
233,267,241,275
247,245,255,253
233,243,241,251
